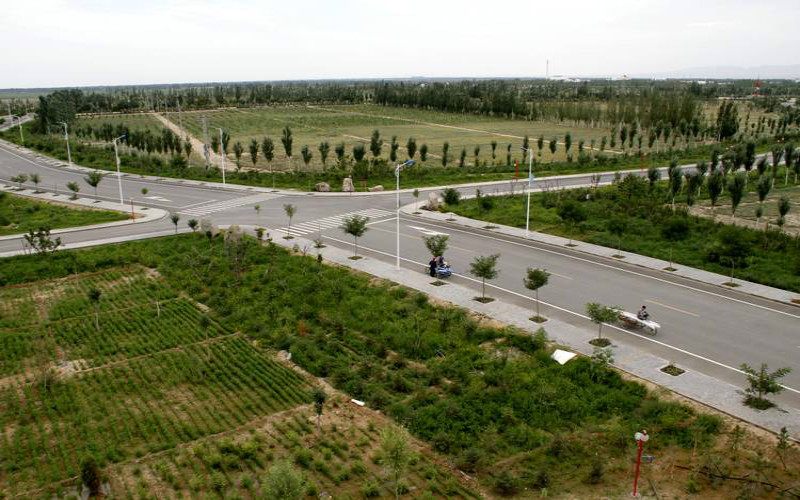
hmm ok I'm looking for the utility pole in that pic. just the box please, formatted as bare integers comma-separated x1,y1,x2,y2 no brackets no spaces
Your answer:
521,147,535,237
394,160,414,269
202,115,211,171
216,127,227,186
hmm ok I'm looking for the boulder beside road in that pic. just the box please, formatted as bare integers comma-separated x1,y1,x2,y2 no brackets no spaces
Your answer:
426,192,440,210
314,182,330,192
368,185,384,192
342,177,355,192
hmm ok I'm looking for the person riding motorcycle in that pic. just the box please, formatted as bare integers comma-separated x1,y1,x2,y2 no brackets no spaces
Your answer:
637,305,649,321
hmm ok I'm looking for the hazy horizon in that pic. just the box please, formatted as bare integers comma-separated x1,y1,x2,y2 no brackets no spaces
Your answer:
2,0,799,88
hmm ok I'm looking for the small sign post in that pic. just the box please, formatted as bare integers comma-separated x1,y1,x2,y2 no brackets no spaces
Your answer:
632,430,649,497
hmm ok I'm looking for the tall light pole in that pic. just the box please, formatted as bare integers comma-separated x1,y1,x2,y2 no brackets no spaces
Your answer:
13,116,24,144
215,127,227,186
58,122,72,166
394,159,415,269
520,146,535,237
632,430,649,497
112,134,126,206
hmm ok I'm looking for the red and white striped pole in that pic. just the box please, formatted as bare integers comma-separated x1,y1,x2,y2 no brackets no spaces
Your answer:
632,430,649,497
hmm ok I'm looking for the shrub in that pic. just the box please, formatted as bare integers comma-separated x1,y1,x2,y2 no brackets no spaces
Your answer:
361,481,381,498
442,187,461,205
494,470,520,496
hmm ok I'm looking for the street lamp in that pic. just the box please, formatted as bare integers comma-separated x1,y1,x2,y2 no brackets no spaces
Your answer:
632,430,649,497
58,122,72,166
215,127,227,186
13,116,24,144
112,134,127,206
394,159,415,269
520,146,535,237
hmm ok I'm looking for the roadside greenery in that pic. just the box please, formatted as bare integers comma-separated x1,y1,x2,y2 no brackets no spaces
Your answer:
447,173,800,292
0,191,126,236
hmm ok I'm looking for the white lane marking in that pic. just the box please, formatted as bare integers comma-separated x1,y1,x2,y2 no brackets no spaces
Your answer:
179,193,279,217
145,195,172,202
646,299,699,317
320,233,800,396
408,225,449,236
275,208,395,236
179,199,218,209
408,218,800,321
548,271,573,281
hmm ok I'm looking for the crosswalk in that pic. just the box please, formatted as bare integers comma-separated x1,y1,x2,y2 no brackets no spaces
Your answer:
277,208,395,237
179,193,281,217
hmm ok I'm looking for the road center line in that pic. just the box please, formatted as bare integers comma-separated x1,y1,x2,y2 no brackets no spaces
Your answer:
645,299,699,317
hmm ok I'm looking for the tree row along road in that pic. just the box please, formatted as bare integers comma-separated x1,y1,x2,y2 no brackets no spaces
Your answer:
0,142,798,412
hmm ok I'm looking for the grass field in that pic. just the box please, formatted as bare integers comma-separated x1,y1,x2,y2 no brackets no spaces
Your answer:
74,113,166,135
174,104,617,172
0,190,128,236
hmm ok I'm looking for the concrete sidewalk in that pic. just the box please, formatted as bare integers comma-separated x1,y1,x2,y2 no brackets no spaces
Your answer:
263,227,800,440
400,198,800,306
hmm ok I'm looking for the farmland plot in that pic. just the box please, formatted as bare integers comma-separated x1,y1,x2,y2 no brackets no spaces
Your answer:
0,266,310,497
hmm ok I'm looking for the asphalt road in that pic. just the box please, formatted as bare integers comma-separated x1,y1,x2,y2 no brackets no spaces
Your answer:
1,141,798,410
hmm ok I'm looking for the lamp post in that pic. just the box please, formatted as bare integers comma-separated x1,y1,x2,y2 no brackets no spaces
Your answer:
58,122,72,166
112,134,126,207
13,116,24,144
215,127,227,186
632,430,649,497
520,146,535,237
394,160,415,269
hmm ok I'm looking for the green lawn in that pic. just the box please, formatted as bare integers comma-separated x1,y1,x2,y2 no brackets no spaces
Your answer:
446,176,800,293
0,191,128,235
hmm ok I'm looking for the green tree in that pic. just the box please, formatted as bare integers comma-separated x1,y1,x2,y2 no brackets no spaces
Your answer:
470,254,500,301
490,140,498,161
716,100,739,140
232,141,244,170
661,216,690,270
184,138,192,160
283,204,297,238
370,129,382,159
23,226,62,256
262,136,275,169
422,234,448,260
646,166,661,189
537,135,545,156
281,126,293,170
473,144,481,166
379,426,412,500
261,461,306,500
668,166,683,211
211,134,220,154
406,137,417,160
585,302,619,341
84,171,103,197
352,143,366,163
707,170,724,215
740,363,792,410
459,148,467,168
728,172,747,222
783,143,795,185
221,131,231,154
777,195,791,230
249,138,259,168
334,142,346,163
556,200,587,245
441,142,450,166
390,135,399,162
318,141,330,169
301,145,313,171
170,213,180,233
607,216,626,256
715,225,751,283
564,132,572,155
524,268,549,321
67,181,80,200
412,188,420,211
312,387,326,431
80,457,103,499
29,173,41,192
771,145,784,184
549,136,557,155
188,219,198,232
420,143,428,162
341,214,369,257
88,287,102,331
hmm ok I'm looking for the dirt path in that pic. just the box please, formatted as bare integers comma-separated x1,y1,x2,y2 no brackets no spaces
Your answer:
151,112,225,169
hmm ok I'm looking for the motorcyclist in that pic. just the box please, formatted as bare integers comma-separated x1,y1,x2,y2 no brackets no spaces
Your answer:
637,305,649,321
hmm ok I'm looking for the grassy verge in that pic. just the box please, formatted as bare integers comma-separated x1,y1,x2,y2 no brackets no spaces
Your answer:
2,235,796,498
446,176,800,293
0,123,775,192
0,190,127,235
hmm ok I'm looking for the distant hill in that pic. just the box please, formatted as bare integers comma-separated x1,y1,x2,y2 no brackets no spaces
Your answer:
636,64,800,80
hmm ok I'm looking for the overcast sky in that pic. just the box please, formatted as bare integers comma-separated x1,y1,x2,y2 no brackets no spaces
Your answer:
2,0,799,88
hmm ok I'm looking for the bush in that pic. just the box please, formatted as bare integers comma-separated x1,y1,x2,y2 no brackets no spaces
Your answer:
361,480,381,498
442,187,461,205
494,470,520,496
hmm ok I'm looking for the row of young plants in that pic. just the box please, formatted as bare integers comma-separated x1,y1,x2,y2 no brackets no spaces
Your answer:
4,121,794,192
0,263,312,496
445,165,800,293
